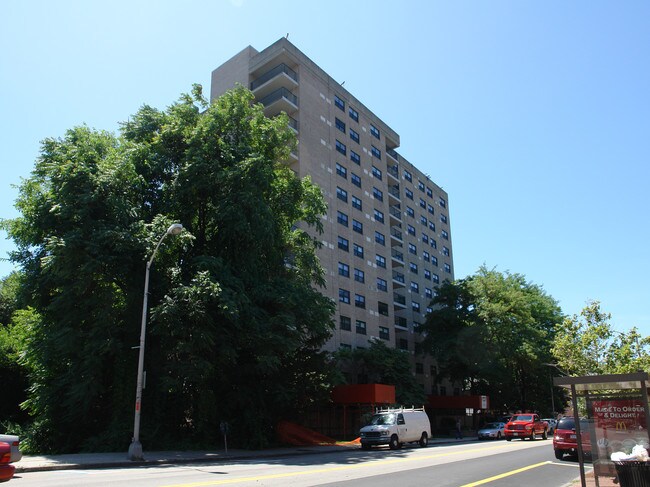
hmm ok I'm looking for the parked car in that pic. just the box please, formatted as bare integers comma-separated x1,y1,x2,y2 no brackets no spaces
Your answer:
0,436,20,464
504,414,548,441
478,422,506,440
0,442,15,483
542,418,558,434
360,407,431,450
553,417,591,460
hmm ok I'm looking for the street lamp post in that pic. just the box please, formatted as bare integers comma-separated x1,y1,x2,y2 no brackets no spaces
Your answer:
542,362,568,417
128,223,183,461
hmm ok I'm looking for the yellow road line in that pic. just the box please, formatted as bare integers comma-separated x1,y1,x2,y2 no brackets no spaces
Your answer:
459,461,552,486
162,443,513,487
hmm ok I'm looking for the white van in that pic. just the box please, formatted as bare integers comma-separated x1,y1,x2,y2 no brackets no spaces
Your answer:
359,407,431,450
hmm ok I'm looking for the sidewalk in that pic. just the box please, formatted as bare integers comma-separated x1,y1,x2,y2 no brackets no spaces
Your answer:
14,437,474,473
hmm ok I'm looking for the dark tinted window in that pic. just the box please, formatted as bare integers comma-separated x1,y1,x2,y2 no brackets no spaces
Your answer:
557,417,575,430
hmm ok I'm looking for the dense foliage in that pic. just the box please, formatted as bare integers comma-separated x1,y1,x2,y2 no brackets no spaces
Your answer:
417,266,564,414
2,85,336,452
552,300,650,375
333,340,426,406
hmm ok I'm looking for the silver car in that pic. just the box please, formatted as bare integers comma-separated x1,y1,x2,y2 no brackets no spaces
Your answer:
0,435,22,463
477,422,506,440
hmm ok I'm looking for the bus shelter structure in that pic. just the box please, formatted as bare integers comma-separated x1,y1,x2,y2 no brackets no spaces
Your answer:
554,372,650,487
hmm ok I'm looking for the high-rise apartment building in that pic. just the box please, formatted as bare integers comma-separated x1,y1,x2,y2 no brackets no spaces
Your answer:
210,39,453,394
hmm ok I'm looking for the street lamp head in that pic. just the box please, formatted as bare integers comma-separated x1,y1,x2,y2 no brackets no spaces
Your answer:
167,223,183,236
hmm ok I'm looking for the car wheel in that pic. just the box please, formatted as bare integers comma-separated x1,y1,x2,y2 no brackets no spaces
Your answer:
389,435,401,450
529,430,535,441
555,449,564,460
506,437,512,441
542,428,548,440
497,432,502,440
361,443,371,450
419,432,428,448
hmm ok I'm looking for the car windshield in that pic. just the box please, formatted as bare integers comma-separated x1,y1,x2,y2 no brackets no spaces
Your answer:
483,423,500,429
369,413,396,426
511,415,534,422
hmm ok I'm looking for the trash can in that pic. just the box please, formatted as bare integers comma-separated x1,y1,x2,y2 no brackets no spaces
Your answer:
614,461,650,487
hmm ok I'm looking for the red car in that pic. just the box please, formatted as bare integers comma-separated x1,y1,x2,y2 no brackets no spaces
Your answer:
0,442,15,483
505,413,549,441
553,417,591,460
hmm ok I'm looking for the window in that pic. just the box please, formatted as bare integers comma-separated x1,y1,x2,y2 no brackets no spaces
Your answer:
354,268,365,283
441,214,448,224
410,281,419,293
405,188,414,200
427,204,434,215
337,211,348,227
338,262,350,277
418,181,425,192
424,269,431,280
409,262,418,274
378,301,389,316
336,186,348,202
334,95,345,111
429,221,436,231
443,246,450,256
399,338,408,351
353,243,364,258
404,170,412,182
444,263,451,273
376,254,386,268
440,386,447,396
407,224,416,236
406,206,415,218
427,187,433,198
419,198,426,209
353,219,363,234
432,273,440,283
336,163,347,178
335,118,346,133
351,172,361,187
420,215,428,226
442,230,449,240
349,106,359,122
423,250,430,262
412,301,421,312
439,197,446,208
373,187,383,201
431,255,438,266
375,231,385,246
425,288,433,299
339,288,350,303
377,277,387,292
352,195,362,210
422,233,429,244
379,326,389,340
349,128,359,143
355,294,366,308
370,124,380,139
336,139,346,155
431,239,437,249
416,362,424,374
350,150,361,165
340,315,351,330
374,209,384,224
338,236,349,252
356,319,367,334
371,165,382,180
408,243,417,255
371,145,381,159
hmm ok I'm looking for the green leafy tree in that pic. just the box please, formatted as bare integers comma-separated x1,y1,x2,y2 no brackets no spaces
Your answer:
3,85,335,452
418,266,563,413
552,300,650,375
334,340,426,406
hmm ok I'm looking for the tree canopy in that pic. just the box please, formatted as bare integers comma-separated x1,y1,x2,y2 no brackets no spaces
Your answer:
552,300,650,376
2,85,336,452
417,266,564,413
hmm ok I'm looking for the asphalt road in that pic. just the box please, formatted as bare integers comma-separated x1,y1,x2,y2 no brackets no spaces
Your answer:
11,439,588,487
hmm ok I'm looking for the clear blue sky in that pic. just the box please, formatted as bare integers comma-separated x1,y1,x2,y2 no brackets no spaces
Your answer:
1,1,648,335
